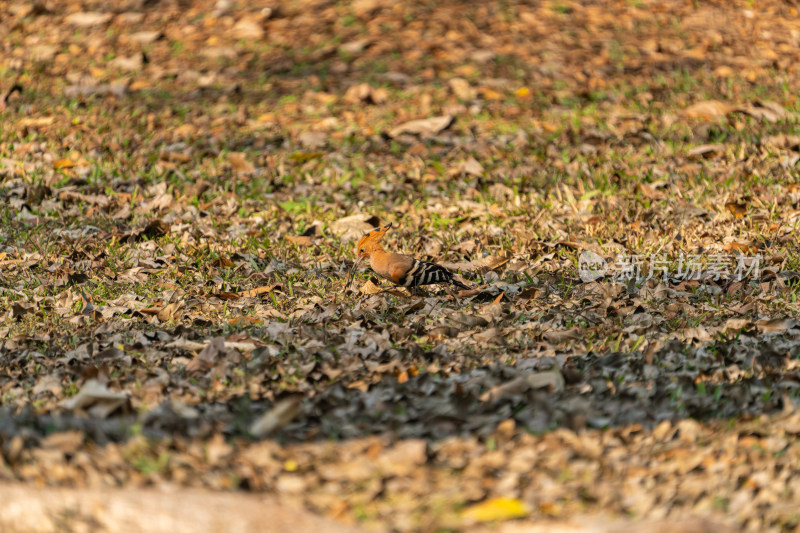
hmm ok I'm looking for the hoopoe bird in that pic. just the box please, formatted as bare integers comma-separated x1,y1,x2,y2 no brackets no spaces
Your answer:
346,223,470,292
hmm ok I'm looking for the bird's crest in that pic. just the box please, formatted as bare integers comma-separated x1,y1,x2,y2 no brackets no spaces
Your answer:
356,223,392,252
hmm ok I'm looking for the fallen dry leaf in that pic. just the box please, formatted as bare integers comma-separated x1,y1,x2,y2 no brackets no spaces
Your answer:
240,285,281,298
448,78,475,100
227,152,256,175
59,379,129,418
285,235,315,246
250,395,304,437
330,213,380,242
359,279,383,295
756,318,797,333
64,12,112,27
344,83,387,105
157,301,185,322
682,100,734,120
186,337,228,374
726,201,748,218
387,115,454,138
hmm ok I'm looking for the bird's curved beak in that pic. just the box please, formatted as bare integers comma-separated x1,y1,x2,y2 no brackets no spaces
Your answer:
345,254,364,290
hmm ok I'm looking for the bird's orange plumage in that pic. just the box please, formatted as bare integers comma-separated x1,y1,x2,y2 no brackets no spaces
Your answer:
346,223,469,291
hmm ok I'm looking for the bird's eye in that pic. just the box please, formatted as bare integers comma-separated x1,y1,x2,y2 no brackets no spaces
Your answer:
359,248,365,253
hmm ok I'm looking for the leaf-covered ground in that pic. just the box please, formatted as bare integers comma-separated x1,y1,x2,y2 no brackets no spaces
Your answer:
2,0,800,531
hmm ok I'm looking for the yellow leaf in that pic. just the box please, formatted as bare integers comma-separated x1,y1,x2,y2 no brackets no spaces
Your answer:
54,158,75,170
515,87,530,98
462,497,530,523
284,459,298,472
478,87,504,101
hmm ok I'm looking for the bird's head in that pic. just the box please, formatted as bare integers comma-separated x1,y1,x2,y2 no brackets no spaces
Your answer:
345,223,392,291
355,222,392,264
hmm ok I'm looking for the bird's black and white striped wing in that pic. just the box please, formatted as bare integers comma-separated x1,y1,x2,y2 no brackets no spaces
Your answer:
399,259,457,287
